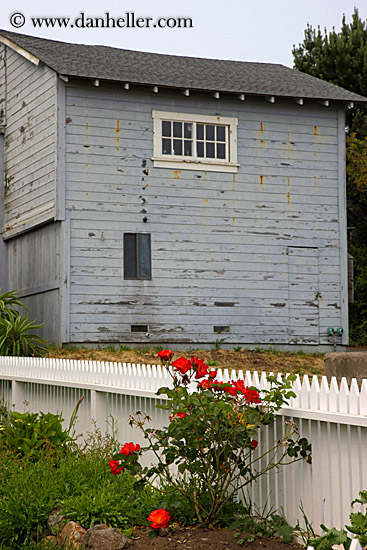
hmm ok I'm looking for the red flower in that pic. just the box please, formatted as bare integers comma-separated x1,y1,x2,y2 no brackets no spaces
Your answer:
209,370,217,378
250,440,258,449
192,357,209,379
157,349,173,361
169,411,187,422
147,508,170,529
232,380,261,403
172,357,192,375
224,384,237,396
242,388,261,404
199,379,212,390
120,442,141,456
109,459,124,475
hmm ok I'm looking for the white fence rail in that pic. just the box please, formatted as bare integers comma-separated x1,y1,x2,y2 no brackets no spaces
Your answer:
0,356,366,535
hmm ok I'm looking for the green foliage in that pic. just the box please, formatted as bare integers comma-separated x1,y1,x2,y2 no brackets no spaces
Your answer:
60,473,153,529
0,410,72,460
233,346,242,352
119,344,131,351
306,524,351,550
214,339,222,350
346,490,367,547
0,427,158,548
230,502,295,543
292,8,367,137
206,360,218,367
0,289,47,356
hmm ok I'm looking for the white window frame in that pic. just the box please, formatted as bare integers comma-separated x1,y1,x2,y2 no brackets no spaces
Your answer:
152,110,239,173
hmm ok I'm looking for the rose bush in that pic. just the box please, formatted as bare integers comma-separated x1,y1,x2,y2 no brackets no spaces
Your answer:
113,352,312,526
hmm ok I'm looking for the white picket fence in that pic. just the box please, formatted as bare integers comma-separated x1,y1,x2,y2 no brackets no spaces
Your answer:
0,356,366,544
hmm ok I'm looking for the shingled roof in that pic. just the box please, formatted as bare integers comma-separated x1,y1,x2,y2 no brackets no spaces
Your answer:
1,29,366,103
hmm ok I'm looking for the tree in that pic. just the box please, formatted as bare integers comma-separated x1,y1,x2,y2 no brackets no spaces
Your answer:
293,9,367,344
292,8,367,137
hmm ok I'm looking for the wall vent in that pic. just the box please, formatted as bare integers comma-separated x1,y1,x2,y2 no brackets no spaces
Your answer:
131,324,148,333
213,326,230,333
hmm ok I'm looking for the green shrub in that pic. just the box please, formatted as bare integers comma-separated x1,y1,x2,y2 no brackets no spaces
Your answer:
0,289,47,356
0,410,72,460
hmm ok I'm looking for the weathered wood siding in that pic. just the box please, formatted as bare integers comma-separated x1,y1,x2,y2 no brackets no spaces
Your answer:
0,44,5,127
64,82,345,346
2,47,57,238
6,222,62,342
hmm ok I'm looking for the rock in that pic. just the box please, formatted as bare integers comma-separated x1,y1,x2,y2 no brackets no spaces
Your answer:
59,521,86,548
324,352,367,385
47,505,67,535
41,535,58,547
80,523,131,549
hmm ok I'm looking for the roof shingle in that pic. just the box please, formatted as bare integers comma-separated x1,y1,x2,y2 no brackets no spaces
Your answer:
1,29,366,103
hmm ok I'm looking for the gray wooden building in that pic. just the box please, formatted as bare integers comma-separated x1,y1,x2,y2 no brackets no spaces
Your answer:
1,30,366,349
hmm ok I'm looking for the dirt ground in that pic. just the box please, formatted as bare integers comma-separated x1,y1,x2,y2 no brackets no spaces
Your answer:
47,346,325,378
131,526,306,550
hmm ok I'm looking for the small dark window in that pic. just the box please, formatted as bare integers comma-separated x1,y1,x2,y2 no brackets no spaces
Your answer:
131,324,148,333
214,326,230,333
124,233,151,280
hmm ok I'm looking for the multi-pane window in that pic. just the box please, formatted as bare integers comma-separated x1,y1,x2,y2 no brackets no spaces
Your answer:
152,111,238,173
123,233,151,280
161,121,227,160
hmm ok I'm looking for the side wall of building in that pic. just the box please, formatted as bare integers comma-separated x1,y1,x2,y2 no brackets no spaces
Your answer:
2,45,57,238
64,82,346,347
0,45,62,342
6,222,62,342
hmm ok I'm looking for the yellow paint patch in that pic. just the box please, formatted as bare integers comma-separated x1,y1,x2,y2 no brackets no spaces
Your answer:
260,140,266,149
314,126,318,136
173,170,181,179
288,177,290,186
115,119,120,151
85,192,88,198
287,191,290,204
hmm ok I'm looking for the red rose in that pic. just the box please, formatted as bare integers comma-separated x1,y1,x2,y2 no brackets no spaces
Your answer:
109,459,124,475
209,370,217,378
224,384,237,396
147,508,170,529
242,388,261,404
172,357,192,375
120,442,141,456
157,349,173,361
192,358,209,379
250,440,258,449
169,411,187,422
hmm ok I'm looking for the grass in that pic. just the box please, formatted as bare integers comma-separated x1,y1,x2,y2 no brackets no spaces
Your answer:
0,426,161,549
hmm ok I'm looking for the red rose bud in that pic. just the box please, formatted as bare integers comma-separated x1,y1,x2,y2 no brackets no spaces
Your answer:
172,357,192,374
209,370,217,378
109,459,124,475
250,440,258,449
157,349,173,361
147,508,170,529
119,442,141,456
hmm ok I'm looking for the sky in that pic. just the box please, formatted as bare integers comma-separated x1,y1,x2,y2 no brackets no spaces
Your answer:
0,0,366,68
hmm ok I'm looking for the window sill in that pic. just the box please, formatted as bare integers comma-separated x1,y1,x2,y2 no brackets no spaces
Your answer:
151,157,239,173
